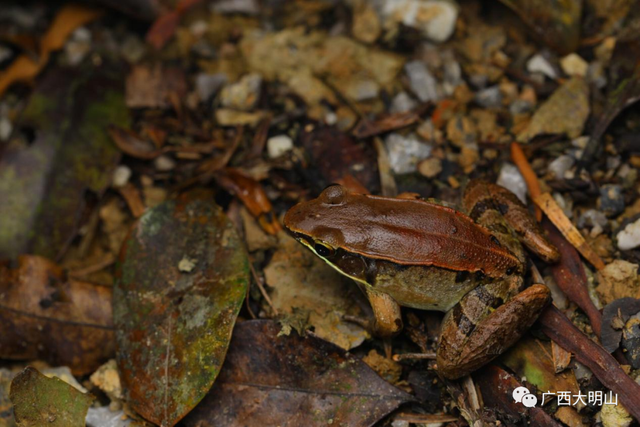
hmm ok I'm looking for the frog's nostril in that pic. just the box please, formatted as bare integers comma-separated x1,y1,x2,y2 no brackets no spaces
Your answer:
506,267,515,275
490,235,500,245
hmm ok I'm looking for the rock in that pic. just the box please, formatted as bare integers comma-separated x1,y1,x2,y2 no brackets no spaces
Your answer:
0,45,13,63
267,134,294,158
377,0,459,43
600,403,633,427
215,109,265,126
390,92,417,113
596,260,640,305
517,77,589,142
598,184,625,217
64,27,91,66
548,154,575,179
385,133,432,174
526,53,558,79
405,60,440,102
90,359,123,401
153,155,176,172
211,0,260,14
352,0,381,44
86,407,131,427
509,99,534,115
474,85,502,108
219,73,262,111
497,163,528,204
617,218,640,250
195,73,227,102
0,116,12,141
346,78,379,101
112,165,131,188
560,53,588,77
418,157,442,178
578,209,608,229
120,35,146,64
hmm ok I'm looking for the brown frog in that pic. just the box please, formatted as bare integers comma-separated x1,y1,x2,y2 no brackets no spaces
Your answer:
283,179,559,379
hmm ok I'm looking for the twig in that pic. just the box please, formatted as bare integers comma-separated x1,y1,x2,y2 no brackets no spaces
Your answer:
510,142,542,221
392,352,437,361
539,306,640,422
249,260,277,316
69,253,116,278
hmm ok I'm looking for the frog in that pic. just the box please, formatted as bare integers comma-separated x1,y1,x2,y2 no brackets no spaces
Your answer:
283,179,560,379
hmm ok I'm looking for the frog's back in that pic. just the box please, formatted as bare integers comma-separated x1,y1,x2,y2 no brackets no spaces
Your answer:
284,186,520,278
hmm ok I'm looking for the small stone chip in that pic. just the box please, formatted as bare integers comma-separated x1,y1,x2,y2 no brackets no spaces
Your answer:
178,256,197,273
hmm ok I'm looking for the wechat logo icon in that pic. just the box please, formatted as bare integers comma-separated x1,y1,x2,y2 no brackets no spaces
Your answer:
513,386,537,408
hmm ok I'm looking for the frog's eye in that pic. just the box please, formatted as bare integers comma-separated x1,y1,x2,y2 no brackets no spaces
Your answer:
319,184,346,205
313,241,335,257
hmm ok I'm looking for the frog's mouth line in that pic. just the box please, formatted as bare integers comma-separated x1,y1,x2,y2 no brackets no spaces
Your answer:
292,234,372,288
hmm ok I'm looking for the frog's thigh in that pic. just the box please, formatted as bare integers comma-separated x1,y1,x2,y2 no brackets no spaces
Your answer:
436,284,550,380
366,287,403,338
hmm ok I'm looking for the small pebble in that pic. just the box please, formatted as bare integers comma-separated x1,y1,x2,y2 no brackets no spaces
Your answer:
0,46,13,63
154,155,176,172
385,133,432,174
617,218,640,251
112,165,132,188
578,209,608,229
219,73,262,111
405,60,440,102
474,85,502,108
378,0,458,42
0,116,12,141
196,73,227,102
547,154,575,179
178,257,196,273
598,184,625,217
390,92,417,113
348,79,379,101
560,53,588,77
418,157,442,178
526,53,557,79
267,134,293,158
509,99,533,115
497,163,527,203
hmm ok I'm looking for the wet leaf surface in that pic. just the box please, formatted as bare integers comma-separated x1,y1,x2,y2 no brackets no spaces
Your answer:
113,190,249,427
10,366,94,427
181,320,414,427
0,64,129,261
0,255,114,375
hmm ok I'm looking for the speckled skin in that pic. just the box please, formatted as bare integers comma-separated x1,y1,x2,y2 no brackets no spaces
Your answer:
283,180,557,379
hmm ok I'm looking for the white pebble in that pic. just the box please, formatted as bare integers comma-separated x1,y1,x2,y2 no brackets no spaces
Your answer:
267,135,293,158
617,218,640,251
112,165,131,188
560,53,588,77
497,163,527,204
154,155,176,171
527,54,557,79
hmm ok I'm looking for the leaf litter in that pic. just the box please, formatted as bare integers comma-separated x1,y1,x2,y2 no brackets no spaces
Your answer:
2,0,640,425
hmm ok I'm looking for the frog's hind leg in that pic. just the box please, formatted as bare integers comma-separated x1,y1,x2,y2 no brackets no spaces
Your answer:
436,282,550,380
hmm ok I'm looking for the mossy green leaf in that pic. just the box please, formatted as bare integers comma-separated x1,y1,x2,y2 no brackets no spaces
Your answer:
113,190,249,427
10,367,94,427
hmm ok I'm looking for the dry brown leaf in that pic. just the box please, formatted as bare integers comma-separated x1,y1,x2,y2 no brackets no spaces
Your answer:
0,4,102,96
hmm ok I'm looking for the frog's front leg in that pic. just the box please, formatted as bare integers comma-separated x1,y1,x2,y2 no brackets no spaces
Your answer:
436,280,550,380
366,287,404,338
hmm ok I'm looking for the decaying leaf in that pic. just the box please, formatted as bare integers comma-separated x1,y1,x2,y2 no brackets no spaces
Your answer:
125,64,187,109
114,190,249,427
601,298,640,352
517,77,589,143
498,0,582,54
0,64,129,261
474,365,564,426
265,232,368,350
10,367,94,427
500,336,580,401
0,4,102,96
0,256,114,375
181,320,414,427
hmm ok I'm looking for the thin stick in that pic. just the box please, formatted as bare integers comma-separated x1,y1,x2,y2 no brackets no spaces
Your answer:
392,352,437,361
510,141,542,221
249,260,278,316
